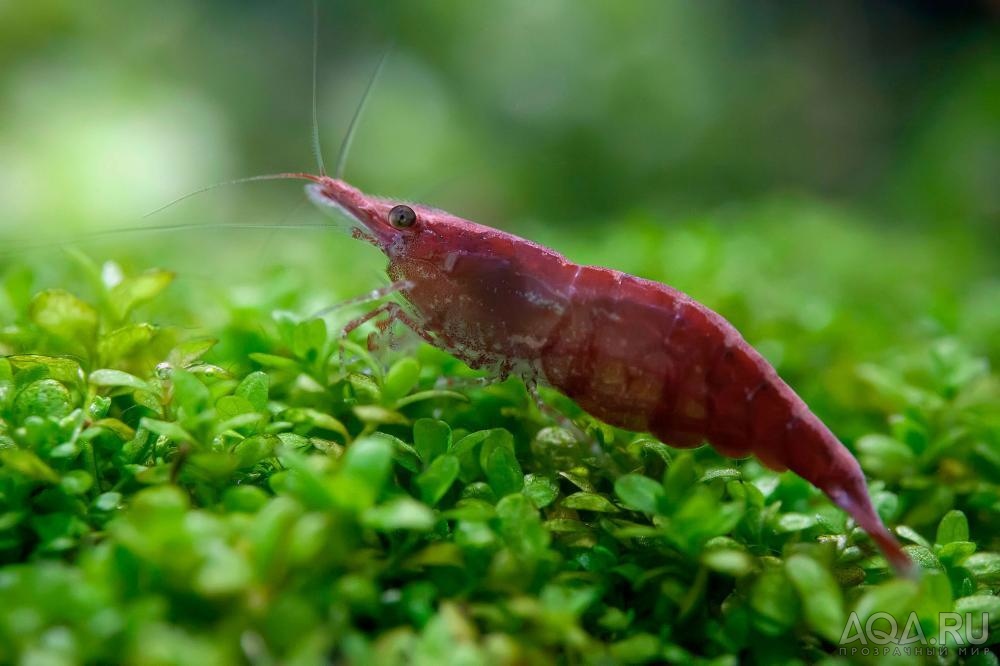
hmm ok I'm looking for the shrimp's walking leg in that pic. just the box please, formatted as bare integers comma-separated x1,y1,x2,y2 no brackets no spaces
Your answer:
312,280,414,318
434,375,493,390
333,295,431,370
339,301,436,346
524,378,600,450
527,378,623,476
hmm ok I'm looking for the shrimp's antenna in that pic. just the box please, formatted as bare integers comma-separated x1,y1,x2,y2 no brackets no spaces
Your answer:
311,0,327,176
0,221,334,258
334,46,391,180
142,172,321,218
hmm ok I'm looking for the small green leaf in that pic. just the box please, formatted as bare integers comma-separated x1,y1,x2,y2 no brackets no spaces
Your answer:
59,470,94,495
248,353,298,369
13,379,72,422
5,355,82,384
88,418,135,440
196,544,251,595
544,518,590,533
904,544,944,572
0,449,60,483
216,395,255,420
479,429,515,473
700,467,741,483
496,493,549,560
350,374,383,403
774,512,816,533
98,324,155,363
953,596,1000,640
93,491,122,512
614,474,665,514
275,451,336,509
636,438,673,464
170,369,210,416
937,541,976,564
702,549,753,577
856,434,915,479
558,470,595,493
394,389,468,408
89,395,112,420
416,454,460,506
936,509,969,545
484,444,523,498
139,417,192,442
895,525,931,549
222,486,269,513
406,543,464,568
445,500,496,524
609,634,661,663
308,411,350,438
853,579,920,627
349,372,383,402
460,483,497,504
562,492,620,513
370,432,421,473
963,553,1000,585
235,371,269,411
382,357,421,402
284,408,350,439
665,453,697,503
785,554,845,642
453,430,491,481
335,437,394,509
108,269,175,319
413,418,451,464
167,338,217,367
352,404,409,426
89,369,151,392
670,489,744,554
522,474,559,508
291,318,327,360
364,497,436,531
28,289,98,342
248,496,301,577
750,568,800,636
233,435,276,468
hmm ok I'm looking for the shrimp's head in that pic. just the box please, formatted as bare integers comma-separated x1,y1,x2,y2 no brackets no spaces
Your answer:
306,178,395,247
305,177,487,263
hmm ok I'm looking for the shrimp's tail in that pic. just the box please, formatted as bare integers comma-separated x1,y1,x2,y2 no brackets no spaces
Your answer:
772,412,917,578
824,469,917,579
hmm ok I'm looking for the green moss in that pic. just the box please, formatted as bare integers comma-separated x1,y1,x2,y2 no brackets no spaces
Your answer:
0,207,997,664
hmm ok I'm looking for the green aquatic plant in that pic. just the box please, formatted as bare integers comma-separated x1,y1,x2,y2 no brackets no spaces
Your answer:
0,207,997,664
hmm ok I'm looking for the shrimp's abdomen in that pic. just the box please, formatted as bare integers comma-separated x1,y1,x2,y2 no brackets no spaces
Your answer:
541,267,766,457
540,266,912,572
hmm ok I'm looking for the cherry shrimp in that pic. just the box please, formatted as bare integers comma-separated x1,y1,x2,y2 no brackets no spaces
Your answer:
5,8,914,576
271,171,913,575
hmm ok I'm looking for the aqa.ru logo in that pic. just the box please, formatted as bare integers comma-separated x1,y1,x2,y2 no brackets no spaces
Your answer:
838,611,992,658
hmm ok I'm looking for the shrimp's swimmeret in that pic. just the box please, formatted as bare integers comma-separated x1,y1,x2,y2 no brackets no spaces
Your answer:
270,171,911,575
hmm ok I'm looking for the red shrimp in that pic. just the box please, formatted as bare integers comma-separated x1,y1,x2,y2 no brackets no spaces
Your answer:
250,170,912,575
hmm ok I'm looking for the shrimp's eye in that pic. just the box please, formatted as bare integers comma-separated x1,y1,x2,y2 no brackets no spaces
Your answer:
388,205,417,228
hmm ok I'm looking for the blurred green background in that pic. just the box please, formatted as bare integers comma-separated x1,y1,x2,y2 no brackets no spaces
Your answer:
1,0,998,376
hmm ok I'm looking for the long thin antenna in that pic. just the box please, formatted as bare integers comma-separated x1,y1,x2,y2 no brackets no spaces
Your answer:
0,221,333,257
334,46,391,180
311,0,327,176
142,172,320,218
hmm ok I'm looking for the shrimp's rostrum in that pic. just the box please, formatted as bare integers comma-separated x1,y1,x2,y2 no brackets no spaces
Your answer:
301,174,913,575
